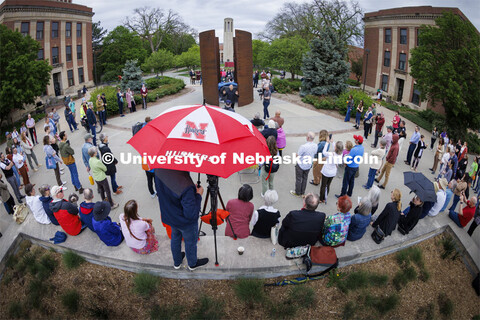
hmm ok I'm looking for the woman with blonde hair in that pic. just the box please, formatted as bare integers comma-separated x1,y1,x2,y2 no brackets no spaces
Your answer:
20,131,40,172
319,137,343,203
371,189,402,237
311,129,329,186
119,200,158,254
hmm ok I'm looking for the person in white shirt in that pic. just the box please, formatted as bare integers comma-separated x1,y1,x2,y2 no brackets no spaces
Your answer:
291,132,317,197
12,147,30,186
319,138,344,203
364,139,387,190
428,178,448,217
26,114,38,144
25,184,51,224
250,189,281,238
437,150,453,181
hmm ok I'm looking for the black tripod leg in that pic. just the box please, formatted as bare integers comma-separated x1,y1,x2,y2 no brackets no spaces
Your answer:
218,191,237,239
213,228,219,266
198,191,210,237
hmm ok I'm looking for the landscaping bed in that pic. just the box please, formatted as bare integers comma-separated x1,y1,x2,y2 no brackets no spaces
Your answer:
0,233,478,319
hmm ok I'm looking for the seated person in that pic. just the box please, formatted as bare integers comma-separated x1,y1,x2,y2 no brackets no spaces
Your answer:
38,184,59,225
92,201,123,246
25,184,51,224
261,120,278,141
225,184,254,239
427,178,448,217
398,195,423,235
278,193,326,248
347,198,372,241
449,195,477,228
79,188,95,231
49,185,84,236
250,112,265,129
322,195,352,246
119,200,158,254
223,100,235,112
371,189,402,237
250,190,280,238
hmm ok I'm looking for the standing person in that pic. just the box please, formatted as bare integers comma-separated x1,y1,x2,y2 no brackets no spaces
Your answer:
364,139,386,189
459,141,468,162
119,200,158,254
319,139,343,203
376,134,400,189
68,98,77,125
96,94,105,126
354,100,363,129
371,189,402,237
322,195,352,246
430,127,439,150
467,201,480,236
140,83,148,109
12,147,30,186
25,184,51,224
26,114,38,145
82,133,95,174
405,126,421,166
310,130,328,186
291,132,317,197
43,136,66,189
58,131,83,194
125,88,133,113
52,107,61,133
154,169,209,270
86,102,97,146
396,121,407,152
392,111,400,131
64,103,78,132
49,185,83,236
344,95,354,122
262,86,271,119
98,134,123,195
0,173,16,214
222,84,239,109
383,126,393,152
363,106,373,139
372,112,385,148
116,88,125,117
20,132,40,172
261,136,278,197
88,147,118,209
253,70,259,88
437,149,453,180
19,122,28,138
430,138,445,174
142,161,156,198
100,93,107,124
469,156,478,188
411,135,427,171
276,123,286,157
0,153,24,202
82,84,87,96
336,135,364,198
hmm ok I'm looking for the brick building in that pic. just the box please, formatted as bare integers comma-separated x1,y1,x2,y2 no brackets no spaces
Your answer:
0,0,94,97
363,6,472,111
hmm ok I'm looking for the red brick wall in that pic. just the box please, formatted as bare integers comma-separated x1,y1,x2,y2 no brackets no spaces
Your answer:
364,27,379,89
85,21,93,82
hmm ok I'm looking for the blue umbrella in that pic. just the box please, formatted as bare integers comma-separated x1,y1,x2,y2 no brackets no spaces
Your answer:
403,172,437,202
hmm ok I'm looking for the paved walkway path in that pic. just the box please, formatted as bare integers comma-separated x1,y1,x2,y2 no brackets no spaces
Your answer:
0,78,478,279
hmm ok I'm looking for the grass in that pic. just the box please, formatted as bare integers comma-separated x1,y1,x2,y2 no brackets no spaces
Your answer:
150,304,184,320
267,300,298,319
37,254,57,280
62,250,85,270
329,269,388,293
6,255,18,268
233,278,265,306
61,289,80,313
342,301,356,320
393,266,418,291
395,247,424,268
189,295,224,320
439,235,457,260
416,303,435,320
133,272,160,298
87,305,110,319
438,293,454,317
289,285,315,308
364,294,400,315
8,301,25,319
28,279,46,309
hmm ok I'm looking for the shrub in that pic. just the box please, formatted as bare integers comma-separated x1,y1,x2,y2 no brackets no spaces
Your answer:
272,78,302,94
87,305,110,319
150,304,183,320
342,301,356,320
329,269,388,293
439,235,457,260
416,303,435,320
61,289,80,313
302,95,336,110
393,266,417,290
438,293,454,317
133,272,160,298
28,279,46,309
233,278,265,306
289,285,315,309
336,89,374,116
364,294,399,315
8,301,25,319
189,295,224,320
62,251,85,270
465,132,480,154
6,255,18,268
267,300,298,319
346,78,360,86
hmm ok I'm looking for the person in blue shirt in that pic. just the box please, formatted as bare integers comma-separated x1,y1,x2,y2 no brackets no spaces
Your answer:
336,135,365,198
86,103,97,146
92,201,123,246
347,198,372,241
405,126,420,165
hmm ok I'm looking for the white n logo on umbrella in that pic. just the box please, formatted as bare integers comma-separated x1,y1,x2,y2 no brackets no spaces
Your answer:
182,121,208,140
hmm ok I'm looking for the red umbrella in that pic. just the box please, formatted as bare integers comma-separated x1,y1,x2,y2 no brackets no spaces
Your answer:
127,104,270,178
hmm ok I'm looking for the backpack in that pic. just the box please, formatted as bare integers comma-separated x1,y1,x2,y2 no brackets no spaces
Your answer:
264,159,279,173
132,122,145,136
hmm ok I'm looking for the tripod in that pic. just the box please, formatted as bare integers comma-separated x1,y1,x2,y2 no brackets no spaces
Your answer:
198,175,237,266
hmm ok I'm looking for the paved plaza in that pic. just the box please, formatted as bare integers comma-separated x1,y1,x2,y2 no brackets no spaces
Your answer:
0,73,478,278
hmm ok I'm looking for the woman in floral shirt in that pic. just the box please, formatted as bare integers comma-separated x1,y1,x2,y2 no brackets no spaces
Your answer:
322,195,352,246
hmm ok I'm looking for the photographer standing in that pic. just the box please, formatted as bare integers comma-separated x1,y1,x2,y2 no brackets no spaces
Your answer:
58,131,83,194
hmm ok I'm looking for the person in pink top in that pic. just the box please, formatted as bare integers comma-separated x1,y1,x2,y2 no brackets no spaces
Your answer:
392,112,400,130
119,200,158,254
276,123,286,156
225,184,254,239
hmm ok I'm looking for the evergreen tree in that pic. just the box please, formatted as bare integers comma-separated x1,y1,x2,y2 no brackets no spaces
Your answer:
301,27,349,96
121,60,142,91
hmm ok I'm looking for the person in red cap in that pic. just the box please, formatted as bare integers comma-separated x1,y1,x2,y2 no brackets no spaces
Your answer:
336,135,364,198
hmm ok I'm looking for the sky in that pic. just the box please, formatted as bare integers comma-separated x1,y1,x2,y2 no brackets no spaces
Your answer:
77,0,480,42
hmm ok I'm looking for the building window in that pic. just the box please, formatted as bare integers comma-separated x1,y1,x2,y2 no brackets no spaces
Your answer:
66,22,71,38
385,28,391,43
381,75,388,92
37,49,44,60
384,51,391,67
400,28,407,44
67,70,74,86
21,22,29,37
36,22,44,40
76,23,82,38
77,45,82,60
78,67,84,83
66,46,72,61
52,47,59,64
412,87,421,105
398,53,407,71
416,29,421,46
52,22,59,38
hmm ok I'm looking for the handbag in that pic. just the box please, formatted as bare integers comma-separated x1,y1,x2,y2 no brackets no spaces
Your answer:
371,225,385,244
286,245,310,259
62,154,75,166
302,246,338,273
13,203,29,224
45,155,57,169
89,175,95,185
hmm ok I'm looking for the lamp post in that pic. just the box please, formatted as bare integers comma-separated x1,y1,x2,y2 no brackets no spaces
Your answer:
363,49,370,92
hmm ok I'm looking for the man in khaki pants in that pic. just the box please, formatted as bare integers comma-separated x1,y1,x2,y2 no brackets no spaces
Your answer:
310,130,329,186
376,134,399,189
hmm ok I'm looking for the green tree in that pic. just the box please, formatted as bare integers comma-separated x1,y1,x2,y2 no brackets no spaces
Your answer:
92,21,107,84
160,33,197,55
121,60,143,92
262,36,308,79
142,49,175,76
410,12,480,136
98,26,148,82
350,56,362,82
0,25,52,124
176,45,200,69
301,27,349,96
252,39,269,68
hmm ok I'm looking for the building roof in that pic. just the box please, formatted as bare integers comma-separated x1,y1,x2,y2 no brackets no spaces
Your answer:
364,6,470,24
0,0,93,17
